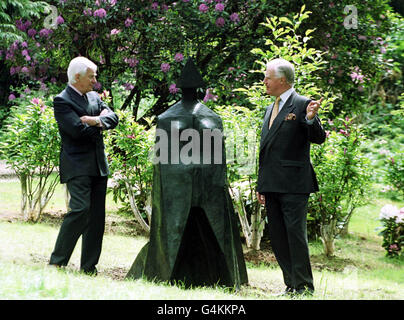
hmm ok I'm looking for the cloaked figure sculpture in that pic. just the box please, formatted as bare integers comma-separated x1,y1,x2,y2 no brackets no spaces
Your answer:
126,58,248,288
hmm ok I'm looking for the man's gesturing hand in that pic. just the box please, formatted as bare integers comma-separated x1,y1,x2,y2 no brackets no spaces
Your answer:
306,97,323,120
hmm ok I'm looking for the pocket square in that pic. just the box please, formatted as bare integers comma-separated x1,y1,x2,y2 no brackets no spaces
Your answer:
285,113,296,121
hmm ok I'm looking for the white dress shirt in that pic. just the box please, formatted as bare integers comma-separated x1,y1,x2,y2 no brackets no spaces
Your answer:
276,87,314,125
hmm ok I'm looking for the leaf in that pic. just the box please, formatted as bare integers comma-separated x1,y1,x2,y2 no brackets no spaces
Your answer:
279,17,293,25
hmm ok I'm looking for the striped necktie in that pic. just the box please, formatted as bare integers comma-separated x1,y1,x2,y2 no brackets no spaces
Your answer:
269,96,281,129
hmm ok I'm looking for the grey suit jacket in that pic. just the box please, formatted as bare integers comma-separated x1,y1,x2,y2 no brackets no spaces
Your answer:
53,86,119,183
257,91,326,194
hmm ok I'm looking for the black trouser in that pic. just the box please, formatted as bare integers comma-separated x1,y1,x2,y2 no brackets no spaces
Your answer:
50,175,108,272
264,192,314,292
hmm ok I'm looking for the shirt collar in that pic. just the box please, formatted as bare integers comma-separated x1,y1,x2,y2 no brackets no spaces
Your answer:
68,84,84,96
279,87,295,104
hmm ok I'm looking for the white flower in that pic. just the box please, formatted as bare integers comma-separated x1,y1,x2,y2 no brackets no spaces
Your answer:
396,207,404,224
379,204,399,220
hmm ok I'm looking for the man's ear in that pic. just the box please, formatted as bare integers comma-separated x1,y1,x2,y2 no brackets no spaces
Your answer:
75,73,81,83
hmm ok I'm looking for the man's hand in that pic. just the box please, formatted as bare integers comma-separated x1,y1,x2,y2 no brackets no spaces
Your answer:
100,109,109,116
306,97,323,120
80,116,98,126
256,192,266,205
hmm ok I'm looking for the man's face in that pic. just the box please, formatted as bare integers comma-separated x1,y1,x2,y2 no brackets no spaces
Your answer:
75,68,97,94
263,67,284,97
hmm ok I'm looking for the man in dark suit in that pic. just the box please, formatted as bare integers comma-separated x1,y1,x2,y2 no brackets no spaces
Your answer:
49,57,118,275
256,58,326,295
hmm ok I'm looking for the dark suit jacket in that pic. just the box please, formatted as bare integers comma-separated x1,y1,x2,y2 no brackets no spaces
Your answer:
257,91,326,194
53,86,119,183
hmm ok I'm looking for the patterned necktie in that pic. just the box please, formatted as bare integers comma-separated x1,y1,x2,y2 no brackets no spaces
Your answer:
269,96,281,129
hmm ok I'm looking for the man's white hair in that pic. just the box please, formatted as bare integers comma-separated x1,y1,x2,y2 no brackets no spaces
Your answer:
67,56,97,84
266,58,295,85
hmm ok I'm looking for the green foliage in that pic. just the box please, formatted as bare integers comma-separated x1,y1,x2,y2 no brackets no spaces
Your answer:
236,5,336,115
0,95,60,221
308,117,373,255
104,108,154,232
0,0,47,46
385,152,404,199
378,204,404,258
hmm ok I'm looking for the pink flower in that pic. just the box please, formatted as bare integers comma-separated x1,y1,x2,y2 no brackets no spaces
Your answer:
151,2,158,10
27,29,37,37
111,28,120,35
174,53,184,62
56,16,65,25
21,49,28,56
94,82,102,90
230,13,240,23
125,18,133,27
94,8,107,18
199,4,209,13
123,83,134,91
8,94,16,101
127,134,135,139
215,17,225,27
169,84,178,94
161,63,170,73
39,28,51,38
215,3,225,11
203,88,218,102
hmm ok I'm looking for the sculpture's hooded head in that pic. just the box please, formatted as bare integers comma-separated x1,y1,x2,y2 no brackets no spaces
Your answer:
176,58,206,89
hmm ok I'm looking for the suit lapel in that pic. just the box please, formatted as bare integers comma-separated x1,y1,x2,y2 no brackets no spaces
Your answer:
66,86,91,115
260,91,297,152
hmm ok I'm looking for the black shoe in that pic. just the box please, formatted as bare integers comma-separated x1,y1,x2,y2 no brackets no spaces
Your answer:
81,268,98,276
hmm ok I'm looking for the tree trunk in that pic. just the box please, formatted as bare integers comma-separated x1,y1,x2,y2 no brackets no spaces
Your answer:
20,173,28,220
250,203,264,251
124,180,150,233
320,221,336,257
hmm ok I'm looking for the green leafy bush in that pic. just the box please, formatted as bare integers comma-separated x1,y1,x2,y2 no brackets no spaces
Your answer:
378,204,404,258
0,96,60,221
105,108,154,232
308,117,373,256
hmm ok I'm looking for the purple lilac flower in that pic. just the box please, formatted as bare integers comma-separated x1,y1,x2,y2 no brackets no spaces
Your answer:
125,18,133,27
8,94,16,101
161,63,170,73
199,4,209,13
94,8,107,18
215,3,225,12
27,29,37,37
151,2,159,10
169,84,179,94
215,17,225,27
94,82,102,90
230,13,240,23
39,28,51,38
174,53,184,62
56,16,65,25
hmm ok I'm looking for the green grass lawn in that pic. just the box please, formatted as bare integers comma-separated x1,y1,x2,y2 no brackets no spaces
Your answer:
0,178,403,300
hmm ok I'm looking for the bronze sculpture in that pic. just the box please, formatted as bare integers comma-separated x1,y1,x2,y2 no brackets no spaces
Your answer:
126,58,248,288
